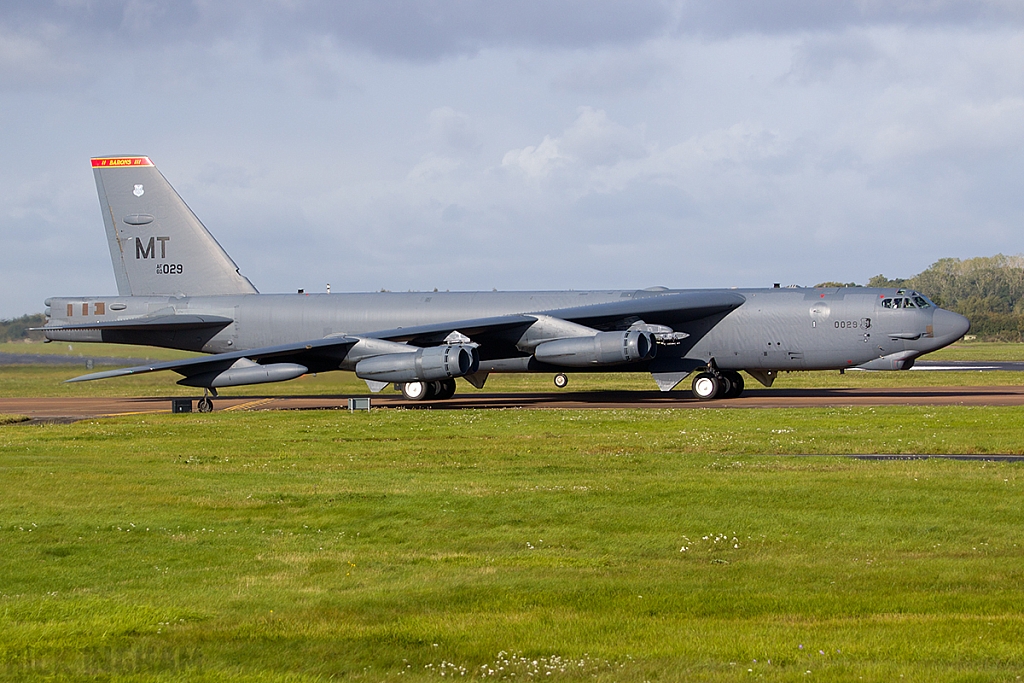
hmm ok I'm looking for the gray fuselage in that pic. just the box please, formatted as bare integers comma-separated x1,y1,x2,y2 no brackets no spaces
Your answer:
44,286,966,375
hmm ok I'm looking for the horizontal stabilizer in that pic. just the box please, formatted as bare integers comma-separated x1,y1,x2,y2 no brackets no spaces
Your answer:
66,335,358,384
38,314,233,333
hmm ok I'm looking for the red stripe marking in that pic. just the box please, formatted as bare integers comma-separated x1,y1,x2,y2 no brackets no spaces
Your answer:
91,157,154,168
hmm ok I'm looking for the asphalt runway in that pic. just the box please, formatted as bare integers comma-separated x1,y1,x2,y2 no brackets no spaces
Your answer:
911,360,1024,372
4,385,1024,421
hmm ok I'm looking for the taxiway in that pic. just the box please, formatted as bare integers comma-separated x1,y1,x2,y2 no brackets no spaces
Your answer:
3,385,1024,421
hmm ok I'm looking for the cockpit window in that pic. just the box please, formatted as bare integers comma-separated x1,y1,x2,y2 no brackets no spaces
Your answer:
881,297,923,309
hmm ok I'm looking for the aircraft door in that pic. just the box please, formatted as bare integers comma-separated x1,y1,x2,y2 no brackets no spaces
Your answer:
874,295,908,357
756,296,805,369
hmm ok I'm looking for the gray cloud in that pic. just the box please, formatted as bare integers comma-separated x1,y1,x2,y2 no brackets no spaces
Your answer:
287,0,676,59
6,0,1024,67
551,51,674,95
1,0,676,61
427,107,481,156
675,0,1024,36
1,2,1023,318
787,32,882,82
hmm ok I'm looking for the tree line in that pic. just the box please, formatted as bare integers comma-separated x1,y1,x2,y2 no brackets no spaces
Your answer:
0,314,46,343
820,254,1024,341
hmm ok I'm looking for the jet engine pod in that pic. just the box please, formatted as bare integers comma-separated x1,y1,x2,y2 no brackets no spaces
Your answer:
179,360,308,388
355,343,479,383
533,330,656,367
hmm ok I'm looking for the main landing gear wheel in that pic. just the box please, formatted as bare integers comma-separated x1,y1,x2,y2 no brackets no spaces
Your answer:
553,373,569,388
400,381,433,401
434,379,457,400
691,372,720,401
400,380,459,401
721,370,744,398
197,396,214,413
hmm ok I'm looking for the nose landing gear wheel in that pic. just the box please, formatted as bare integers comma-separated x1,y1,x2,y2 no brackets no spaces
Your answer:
553,373,569,388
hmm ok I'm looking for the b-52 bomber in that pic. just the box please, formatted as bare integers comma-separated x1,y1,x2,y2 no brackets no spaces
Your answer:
40,156,970,411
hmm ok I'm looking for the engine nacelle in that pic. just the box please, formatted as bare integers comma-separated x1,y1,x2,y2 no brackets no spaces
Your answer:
533,330,656,367
354,344,479,383
179,361,308,388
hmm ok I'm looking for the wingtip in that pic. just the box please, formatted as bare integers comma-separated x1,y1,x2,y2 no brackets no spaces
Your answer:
64,368,137,383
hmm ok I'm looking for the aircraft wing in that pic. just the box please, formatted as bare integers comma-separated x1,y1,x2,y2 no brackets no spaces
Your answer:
66,335,359,383
540,290,746,329
370,291,746,345
65,290,744,385
65,316,537,383
364,314,538,345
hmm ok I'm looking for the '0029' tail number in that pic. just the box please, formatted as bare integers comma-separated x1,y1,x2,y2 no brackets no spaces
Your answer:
157,263,184,274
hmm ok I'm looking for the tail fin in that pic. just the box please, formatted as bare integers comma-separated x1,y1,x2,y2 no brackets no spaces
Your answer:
92,156,258,297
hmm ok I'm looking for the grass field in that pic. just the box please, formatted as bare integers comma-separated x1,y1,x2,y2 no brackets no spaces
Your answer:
2,407,1024,681
2,342,1024,680
0,341,197,361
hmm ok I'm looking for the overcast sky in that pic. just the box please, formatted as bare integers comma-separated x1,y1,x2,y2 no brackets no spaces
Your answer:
2,1,1023,318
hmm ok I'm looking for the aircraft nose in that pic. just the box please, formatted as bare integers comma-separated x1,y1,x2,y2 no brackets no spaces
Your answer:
932,308,970,343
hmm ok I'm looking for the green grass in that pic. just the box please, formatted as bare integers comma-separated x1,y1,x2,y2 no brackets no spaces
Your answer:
0,340,198,361
923,340,1024,361
2,408,1024,681
4,363,1024,400
0,364,367,398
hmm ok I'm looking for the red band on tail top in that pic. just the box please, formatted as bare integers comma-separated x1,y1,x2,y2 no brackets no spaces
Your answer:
91,157,154,168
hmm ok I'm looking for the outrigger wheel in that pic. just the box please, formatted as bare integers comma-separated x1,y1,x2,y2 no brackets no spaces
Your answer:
554,373,569,388
197,388,215,413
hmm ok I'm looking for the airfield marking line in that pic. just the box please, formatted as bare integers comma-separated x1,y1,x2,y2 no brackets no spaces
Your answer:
98,410,169,417
223,398,275,412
